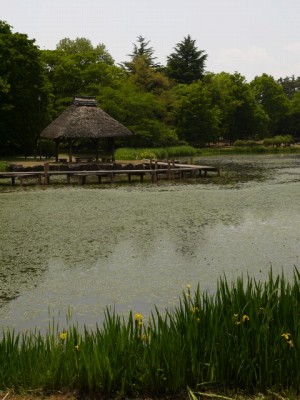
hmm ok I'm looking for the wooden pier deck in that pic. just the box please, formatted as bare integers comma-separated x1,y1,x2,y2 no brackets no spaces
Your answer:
0,161,220,186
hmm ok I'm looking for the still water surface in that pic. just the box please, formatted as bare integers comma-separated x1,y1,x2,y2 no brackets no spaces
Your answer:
1,154,300,331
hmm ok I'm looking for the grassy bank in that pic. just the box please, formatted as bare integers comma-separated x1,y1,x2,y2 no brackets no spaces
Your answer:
115,145,300,160
115,145,201,160
1,145,300,166
1,269,300,398
200,145,300,156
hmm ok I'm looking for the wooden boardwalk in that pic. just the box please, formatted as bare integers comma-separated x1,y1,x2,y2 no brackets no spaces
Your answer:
0,161,220,186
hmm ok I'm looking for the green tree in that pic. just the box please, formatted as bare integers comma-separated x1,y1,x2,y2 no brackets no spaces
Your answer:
42,38,120,113
285,92,300,137
0,21,51,155
205,72,268,143
166,35,207,84
56,37,114,64
173,81,220,146
98,79,177,147
250,74,290,136
122,35,160,71
127,55,171,94
278,75,300,99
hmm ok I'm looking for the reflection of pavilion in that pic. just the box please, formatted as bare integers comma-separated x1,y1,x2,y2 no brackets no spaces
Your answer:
40,96,133,163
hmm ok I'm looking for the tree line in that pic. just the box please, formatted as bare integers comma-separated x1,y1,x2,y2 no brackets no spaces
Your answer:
1,20,300,156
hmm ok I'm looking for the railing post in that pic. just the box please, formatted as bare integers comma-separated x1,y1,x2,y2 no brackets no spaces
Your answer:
167,160,171,180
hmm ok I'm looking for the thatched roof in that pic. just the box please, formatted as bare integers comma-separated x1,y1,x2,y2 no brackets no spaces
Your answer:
40,96,133,140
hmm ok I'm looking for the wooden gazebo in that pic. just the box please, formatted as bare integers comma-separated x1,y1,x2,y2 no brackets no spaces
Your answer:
40,96,133,162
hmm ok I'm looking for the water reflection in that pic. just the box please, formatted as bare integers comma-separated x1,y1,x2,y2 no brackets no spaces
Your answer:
1,154,300,331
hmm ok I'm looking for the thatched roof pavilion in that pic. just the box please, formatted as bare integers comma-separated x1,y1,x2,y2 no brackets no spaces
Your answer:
40,96,133,162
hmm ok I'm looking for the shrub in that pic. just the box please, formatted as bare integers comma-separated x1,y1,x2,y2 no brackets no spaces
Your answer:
263,138,273,147
273,136,283,147
138,150,157,159
271,135,293,147
233,140,247,147
233,140,258,147
0,161,9,172
246,140,257,147
280,134,294,146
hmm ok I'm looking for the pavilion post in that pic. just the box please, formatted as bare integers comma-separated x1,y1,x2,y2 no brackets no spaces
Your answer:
68,139,74,163
94,138,100,162
107,137,115,162
54,140,60,163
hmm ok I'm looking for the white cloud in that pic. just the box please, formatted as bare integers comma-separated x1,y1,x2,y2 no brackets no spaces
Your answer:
284,42,300,52
280,44,300,77
217,47,273,65
209,47,275,81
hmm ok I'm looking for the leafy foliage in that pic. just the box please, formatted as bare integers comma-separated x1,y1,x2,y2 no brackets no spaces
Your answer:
205,72,269,143
56,37,114,65
278,75,300,99
0,20,52,155
250,74,290,136
173,81,220,146
97,80,177,147
122,35,160,71
42,38,119,113
285,92,300,137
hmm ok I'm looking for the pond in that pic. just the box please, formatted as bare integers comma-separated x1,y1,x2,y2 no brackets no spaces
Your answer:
1,154,300,331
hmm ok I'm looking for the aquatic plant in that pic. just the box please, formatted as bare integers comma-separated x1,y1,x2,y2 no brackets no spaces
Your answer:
0,269,300,396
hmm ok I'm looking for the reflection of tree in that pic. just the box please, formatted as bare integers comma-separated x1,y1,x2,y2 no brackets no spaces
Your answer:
0,234,49,307
0,191,129,307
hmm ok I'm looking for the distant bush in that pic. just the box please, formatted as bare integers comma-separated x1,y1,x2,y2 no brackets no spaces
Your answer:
263,138,273,147
263,135,294,147
0,161,9,172
233,136,295,149
278,134,294,146
138,150,157,159
233,140,247,147
246,140,257,147
233,140,258,147
166,145,200,157
273,136,283,147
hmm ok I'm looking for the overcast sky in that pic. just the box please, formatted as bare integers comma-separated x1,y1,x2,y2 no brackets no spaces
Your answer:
2,0,300,82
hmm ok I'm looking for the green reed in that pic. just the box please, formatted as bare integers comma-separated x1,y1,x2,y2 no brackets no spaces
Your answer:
1,269,300,396
114,145,300,161
115,145,201,160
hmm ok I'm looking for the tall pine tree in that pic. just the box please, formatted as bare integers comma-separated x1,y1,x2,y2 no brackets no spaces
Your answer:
166,35,207,84
122,35,160,71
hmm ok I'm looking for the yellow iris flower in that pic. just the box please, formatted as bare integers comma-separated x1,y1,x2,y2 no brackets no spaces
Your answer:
59,332,67,340
134,313,143,321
